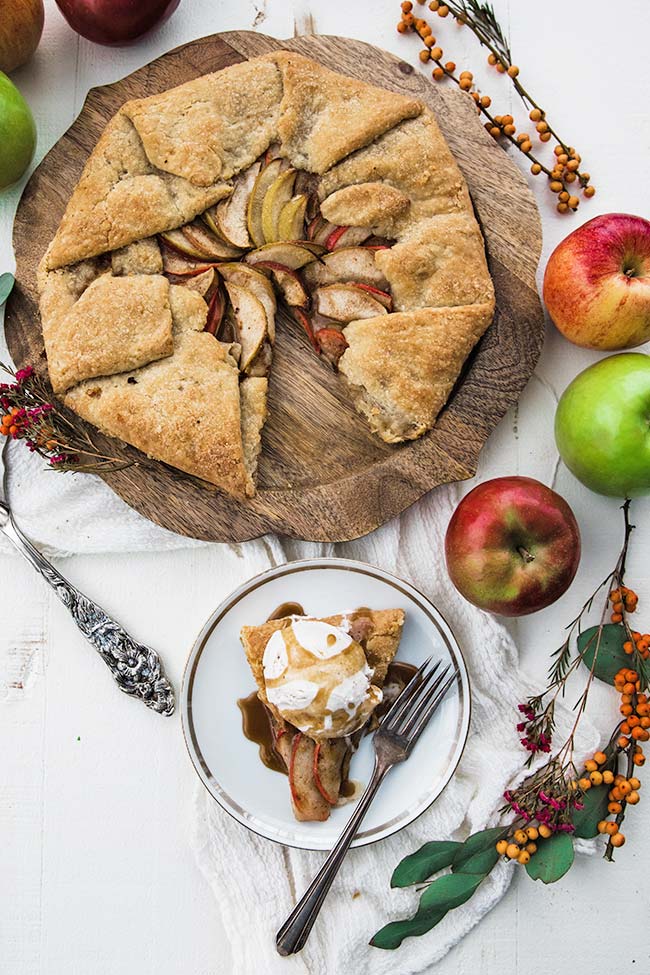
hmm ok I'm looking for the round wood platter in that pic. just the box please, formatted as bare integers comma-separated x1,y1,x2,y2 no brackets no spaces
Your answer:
5,31,544,543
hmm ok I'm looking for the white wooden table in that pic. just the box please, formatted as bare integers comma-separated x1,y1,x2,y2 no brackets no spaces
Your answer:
1,1,649,971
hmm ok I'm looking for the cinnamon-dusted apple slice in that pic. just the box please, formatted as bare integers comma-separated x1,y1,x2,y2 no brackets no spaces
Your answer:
302,246,390,290
313,740,348,805
159,229,214,262
317,327,349,366
254,261,309,308
213,160,261,249
247,158,283,247
204,284,226,337
326,225,371,250
309,216,340,246
222,282,268,372
261,168,297,243
177,267,217,299
354,282,393,311
161,245,217,277
277,194,307,242
315,283,389,322
288,240,327,257
181,221,245,261
217,262,277,343
245,241,321,271
288,733,330,822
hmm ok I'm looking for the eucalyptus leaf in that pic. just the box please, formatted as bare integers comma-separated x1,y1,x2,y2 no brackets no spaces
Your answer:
391,840,461,888
0,273,15,307
579,624,629,685
525,831,574,883
452,827,506,874
573,785,610,839
371,872,484,950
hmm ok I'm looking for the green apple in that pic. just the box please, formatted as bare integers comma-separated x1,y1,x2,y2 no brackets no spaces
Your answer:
0,71,36,190
555,353,650,497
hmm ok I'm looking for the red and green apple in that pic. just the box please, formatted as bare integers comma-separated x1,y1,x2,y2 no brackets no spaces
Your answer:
445,476,581,617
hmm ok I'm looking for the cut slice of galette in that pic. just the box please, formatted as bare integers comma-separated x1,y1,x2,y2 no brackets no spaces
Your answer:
240,609,405,822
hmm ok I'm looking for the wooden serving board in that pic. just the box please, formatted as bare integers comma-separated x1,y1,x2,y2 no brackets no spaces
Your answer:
5,31,544,543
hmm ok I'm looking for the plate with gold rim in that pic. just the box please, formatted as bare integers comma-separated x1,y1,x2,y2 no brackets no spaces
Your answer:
181,557,471,851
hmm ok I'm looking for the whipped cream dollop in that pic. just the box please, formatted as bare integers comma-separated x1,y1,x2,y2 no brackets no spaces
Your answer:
262,617,381,739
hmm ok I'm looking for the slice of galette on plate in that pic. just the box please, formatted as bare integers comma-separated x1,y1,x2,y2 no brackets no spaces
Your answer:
240,608,405,822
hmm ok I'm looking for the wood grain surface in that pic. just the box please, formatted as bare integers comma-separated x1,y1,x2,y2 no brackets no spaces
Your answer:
4,30,544,543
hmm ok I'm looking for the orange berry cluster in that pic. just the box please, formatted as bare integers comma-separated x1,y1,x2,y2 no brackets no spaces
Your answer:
395,0,595,213
0,406,23,438
613,668,649,756
609,586,639,625
496,825,549,865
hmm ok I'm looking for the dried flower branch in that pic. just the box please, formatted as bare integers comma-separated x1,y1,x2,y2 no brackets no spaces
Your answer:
0,363,131,474
397,0,595,213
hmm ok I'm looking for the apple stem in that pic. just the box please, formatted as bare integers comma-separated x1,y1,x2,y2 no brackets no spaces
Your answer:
518,546,535,564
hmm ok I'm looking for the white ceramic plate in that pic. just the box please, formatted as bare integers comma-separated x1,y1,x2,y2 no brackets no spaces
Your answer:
181,558,471,850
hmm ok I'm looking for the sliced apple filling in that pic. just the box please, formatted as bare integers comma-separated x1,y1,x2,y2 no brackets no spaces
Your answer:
156,146,398,375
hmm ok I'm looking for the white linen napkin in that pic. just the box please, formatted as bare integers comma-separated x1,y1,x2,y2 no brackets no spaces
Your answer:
190,484,599,974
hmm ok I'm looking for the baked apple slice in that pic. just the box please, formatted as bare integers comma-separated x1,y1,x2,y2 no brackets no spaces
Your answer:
261,168,297,243
245,241,321,271
354,282,393,311
159,229,214,261
213,160,261,249
291,307,320,352
178,267,218,299
302,246,390,290
314,283,389,321
308,216,340,246
326,225,371,250
288,733,330,822
182,221,245,261
277,194,308,242
247,158,283,247
313,740,348,804
217,262,277,343
253,261,310,308
222,282,268,372
204,284,226,337
317,327,349,366
160,246,217,276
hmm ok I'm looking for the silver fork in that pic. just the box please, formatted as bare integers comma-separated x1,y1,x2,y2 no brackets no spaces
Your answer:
0,439,175,715
276,656,459,956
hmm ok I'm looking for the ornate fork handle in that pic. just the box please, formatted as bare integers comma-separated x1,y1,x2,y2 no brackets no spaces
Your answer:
1,510,175,715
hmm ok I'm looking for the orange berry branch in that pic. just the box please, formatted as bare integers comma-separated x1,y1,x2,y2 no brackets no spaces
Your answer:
397,0,595,213
0,362,130,474
374,502,645,948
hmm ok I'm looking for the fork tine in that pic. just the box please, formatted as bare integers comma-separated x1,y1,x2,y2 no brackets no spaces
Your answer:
381,657,440,731
405,670,460,750
397,663,452,736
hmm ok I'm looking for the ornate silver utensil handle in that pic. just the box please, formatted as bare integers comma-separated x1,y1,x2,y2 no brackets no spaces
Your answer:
1,514,175,715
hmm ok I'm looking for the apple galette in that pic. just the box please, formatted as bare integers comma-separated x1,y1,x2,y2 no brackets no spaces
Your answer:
240,608,405,821
38,51,495,499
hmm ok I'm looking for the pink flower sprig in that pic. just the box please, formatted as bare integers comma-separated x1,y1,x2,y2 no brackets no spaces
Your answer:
0,362,130,475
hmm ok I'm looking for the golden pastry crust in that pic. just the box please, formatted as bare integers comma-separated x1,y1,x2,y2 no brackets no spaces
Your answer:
265,51,423,174
339,303,495,442
43,273,174,394
122,59,282,187
46,111,233,270
319,181,410,235
240,609,405,724
320,111,472,218
64,331,255,498
111,237,163,276
240,377,268,482
375,213,495,312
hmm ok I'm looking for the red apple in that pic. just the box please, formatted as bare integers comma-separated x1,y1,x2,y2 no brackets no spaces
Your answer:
445,477,581,617
0,0,44,74
54,0,181,46
543,213,650,350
